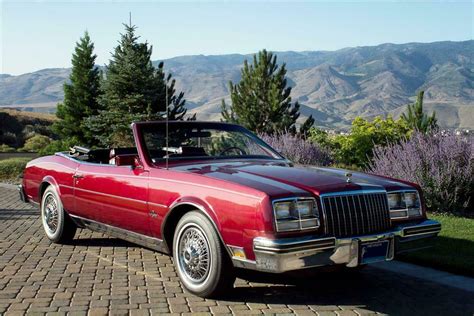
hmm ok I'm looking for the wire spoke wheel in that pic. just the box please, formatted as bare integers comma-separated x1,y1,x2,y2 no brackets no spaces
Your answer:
43,193,59,234
177,225,211,284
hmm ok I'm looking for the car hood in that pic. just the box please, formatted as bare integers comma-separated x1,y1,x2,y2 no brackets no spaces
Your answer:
172,160,414,197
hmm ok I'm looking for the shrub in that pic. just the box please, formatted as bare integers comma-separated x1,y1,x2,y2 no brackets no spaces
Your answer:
0,158,31,182
260,132,332,166
19,135,52,153
0,144,16,153
308,116,411,168
39,138,77,156
369,132,473,214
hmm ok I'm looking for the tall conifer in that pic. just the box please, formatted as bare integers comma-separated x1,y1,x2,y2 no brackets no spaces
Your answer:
221,50,313,135
401,91,438,133
53,31,101,146
87,23,190,146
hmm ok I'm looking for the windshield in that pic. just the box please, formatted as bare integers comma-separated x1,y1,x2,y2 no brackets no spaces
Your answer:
139,122,283,163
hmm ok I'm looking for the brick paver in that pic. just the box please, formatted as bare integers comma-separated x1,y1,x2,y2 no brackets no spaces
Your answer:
1,185,473,315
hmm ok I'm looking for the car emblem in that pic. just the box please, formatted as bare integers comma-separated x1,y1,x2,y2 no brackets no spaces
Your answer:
345,172,352,183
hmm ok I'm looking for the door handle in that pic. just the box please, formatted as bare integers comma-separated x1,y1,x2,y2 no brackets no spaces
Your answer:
73,174,84,179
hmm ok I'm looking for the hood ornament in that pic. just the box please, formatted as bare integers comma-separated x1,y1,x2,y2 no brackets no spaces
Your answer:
345,172,352,183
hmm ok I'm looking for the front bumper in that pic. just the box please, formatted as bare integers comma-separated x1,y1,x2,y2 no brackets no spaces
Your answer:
232,219,441,273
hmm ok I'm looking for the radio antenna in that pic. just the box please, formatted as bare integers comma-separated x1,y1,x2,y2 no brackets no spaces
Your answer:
165,77,169,170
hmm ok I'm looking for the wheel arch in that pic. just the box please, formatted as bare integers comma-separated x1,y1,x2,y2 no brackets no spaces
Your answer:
38,176,60,201
161,201,229,257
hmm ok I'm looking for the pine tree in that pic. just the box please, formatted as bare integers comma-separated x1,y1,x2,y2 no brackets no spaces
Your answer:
53,31,101,146
154,62,194,121
221,49,313,135
401,91,438,133
86,23,190,146
99,24,156,115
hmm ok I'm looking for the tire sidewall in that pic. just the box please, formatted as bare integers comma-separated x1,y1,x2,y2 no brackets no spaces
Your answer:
173,212,223,295
41,186,65,242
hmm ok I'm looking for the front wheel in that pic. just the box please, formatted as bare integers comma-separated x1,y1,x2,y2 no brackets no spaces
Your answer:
41,185,77,243
173,211,235,298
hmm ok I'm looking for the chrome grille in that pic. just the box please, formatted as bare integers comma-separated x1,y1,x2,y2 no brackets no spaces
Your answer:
321,191,391,237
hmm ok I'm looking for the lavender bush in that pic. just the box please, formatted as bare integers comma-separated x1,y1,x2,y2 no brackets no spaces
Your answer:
260,132,332,166
370,132,473,214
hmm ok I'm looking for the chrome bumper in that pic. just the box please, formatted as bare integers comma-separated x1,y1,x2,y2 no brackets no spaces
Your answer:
232,219,441,273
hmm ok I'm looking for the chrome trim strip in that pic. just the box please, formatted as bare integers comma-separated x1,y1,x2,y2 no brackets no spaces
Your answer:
402,223,441,237
319,189,387,198
254,237,336,254
70,215,168,253
148,201,168,209
73,187,148,205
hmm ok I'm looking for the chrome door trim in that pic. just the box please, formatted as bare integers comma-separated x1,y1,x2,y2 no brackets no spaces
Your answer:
70,215,168,254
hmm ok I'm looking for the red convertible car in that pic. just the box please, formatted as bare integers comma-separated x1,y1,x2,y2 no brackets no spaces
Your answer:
19,121,441,297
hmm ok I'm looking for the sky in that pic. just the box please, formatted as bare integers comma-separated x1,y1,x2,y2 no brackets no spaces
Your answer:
1,0,473,75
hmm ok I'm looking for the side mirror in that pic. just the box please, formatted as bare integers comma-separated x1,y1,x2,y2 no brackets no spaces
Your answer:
115,154,138,167
132,156,143,170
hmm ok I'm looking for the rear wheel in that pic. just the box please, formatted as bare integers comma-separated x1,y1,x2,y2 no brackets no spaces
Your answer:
41,186,77,243
173,211,235,298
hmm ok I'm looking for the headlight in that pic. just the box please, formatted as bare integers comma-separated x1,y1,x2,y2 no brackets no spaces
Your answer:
274,201,292,219
273,198,320,232
387,191,422,219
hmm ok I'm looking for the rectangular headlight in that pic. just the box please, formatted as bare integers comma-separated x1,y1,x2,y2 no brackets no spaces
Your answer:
387,191,422,219
296,200,315,217
273,198,320,232
274,201,293,220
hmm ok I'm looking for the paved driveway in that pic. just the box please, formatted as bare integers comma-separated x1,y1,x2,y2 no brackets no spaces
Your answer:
1,185,473,316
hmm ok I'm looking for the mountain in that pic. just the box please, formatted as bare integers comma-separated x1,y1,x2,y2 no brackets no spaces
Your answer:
1,40,473,129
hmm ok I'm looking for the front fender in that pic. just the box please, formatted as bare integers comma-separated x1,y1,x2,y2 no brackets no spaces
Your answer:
160,197,227,255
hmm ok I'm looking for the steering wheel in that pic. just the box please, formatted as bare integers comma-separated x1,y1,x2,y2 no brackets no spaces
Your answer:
219,146,247,156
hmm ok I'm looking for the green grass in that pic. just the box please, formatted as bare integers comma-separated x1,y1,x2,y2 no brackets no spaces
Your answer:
0,157,31,183
399,213,474,277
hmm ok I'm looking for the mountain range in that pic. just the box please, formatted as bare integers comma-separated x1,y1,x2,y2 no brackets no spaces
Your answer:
1,40,473,129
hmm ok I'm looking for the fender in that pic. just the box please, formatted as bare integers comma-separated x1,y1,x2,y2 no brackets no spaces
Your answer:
161,197,229,256
38,175,61,201
169,196,221,230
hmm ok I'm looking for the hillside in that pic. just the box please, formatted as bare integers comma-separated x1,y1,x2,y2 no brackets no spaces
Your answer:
1,40,473,129
0,109,57,148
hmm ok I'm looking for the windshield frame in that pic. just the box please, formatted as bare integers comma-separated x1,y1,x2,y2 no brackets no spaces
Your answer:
134,121,285,166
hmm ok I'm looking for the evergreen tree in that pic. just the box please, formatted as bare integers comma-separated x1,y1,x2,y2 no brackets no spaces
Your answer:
53,31,101,146
154,62,194,121
99,24,156,115
86,23,190,146
221,49,313,135
401,91,438,133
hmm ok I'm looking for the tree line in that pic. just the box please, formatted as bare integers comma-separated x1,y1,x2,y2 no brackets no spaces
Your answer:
20,20,436,154
51,22,315,150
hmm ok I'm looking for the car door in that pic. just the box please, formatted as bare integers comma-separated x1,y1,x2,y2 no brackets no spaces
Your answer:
73,162,150,236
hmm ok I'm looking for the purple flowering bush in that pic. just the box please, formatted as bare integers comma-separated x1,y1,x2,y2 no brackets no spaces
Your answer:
260,132,332,166
370,132,473,214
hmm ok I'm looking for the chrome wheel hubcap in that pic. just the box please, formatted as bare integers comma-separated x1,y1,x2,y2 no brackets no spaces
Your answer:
178,226,210,283
43,194,58,233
